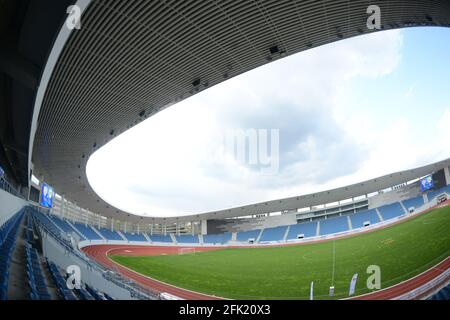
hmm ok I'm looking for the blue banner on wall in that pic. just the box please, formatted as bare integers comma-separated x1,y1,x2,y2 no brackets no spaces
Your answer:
40,183,54,208
420,175,434,192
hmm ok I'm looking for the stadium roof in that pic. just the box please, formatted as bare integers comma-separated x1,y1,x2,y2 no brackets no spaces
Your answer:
26,0,450,223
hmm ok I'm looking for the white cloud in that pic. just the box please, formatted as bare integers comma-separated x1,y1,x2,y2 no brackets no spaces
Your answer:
87,29,448,218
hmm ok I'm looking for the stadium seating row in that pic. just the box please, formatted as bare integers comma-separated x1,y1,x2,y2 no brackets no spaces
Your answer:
39,185,450,246
47,260,78,300
0,209,24,299
254,202,406,243
26,246,51,300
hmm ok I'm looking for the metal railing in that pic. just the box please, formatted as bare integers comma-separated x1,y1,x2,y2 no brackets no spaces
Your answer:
392,266,450,300
0,176,24,199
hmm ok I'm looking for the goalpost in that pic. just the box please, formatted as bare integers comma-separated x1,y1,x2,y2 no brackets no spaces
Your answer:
178,247,196,255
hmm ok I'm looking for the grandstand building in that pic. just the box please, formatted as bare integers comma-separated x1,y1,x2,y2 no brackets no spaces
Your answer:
1,0,449,301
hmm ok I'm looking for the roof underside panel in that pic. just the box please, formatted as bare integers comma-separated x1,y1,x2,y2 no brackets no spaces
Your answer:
32,0,450,223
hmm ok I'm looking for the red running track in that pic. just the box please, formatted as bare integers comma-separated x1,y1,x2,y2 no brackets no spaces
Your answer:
83,244,449,300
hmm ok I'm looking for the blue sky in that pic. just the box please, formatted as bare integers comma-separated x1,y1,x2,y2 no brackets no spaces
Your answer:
87,27,450,218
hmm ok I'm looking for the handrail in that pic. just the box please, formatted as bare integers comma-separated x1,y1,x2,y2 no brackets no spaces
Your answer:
0,176,25,199
392,267,450,300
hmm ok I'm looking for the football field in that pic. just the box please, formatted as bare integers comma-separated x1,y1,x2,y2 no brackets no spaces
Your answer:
110,206,450,299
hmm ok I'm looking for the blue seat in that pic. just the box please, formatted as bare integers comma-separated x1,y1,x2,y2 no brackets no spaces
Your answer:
427,185,450,202
122,232,147,242
149,234,173,243
203,233,232,244
350,209,380,228
286,221,318,239
175,234,199,244
319,216,349,235
49,215,82,236
378,202,404,220
259,226,288,242
236,229,262,242
72,223,102,240
402,196,424,210
98,228,123,241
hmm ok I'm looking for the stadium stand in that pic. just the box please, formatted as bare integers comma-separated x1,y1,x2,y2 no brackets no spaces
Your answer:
26,246,51,300
286,221,318,240
97,228,123,241
175,234,199,244
428,284,450,300
203,233,232,244
47,261,78,300
85,284,107,300
149,234,173,243
75,287,95,300
350,209,380,229
378,202,405,221
72,222,102,240
427,185,450,202
319,215,349,235
402,196,425,210
0,210,24,299
49,215,83,237
236,229,262,242
259,226,288,242
122,232,147,242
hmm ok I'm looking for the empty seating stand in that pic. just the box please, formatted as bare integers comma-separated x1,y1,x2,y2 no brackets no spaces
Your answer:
149,234,173,243
97,228,123,241
319,215,349,236
0,209,24,300
85,284,107,300
47,261,78,300
259,226,287,242
72,222,102,240
175,234,199,244
122,232,147,242
49,215,82,237
286,221,318,240
402,196,425,211
427,185,450,202
350,209,380,229
203,233,232,244
378,202,404,221
236,229,261,242
75,287,96,300
26,246,51,300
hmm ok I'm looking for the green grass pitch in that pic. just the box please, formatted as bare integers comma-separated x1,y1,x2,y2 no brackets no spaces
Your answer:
110,206,450,299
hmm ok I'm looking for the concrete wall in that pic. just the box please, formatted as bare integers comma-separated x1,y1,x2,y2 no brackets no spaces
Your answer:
0,189,26,227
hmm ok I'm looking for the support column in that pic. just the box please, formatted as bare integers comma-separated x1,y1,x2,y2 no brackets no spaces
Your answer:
60,196,65,218
444,166,450,186
201,219,207,235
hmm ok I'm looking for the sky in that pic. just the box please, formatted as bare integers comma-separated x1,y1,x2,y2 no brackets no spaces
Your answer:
86,27,450,218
